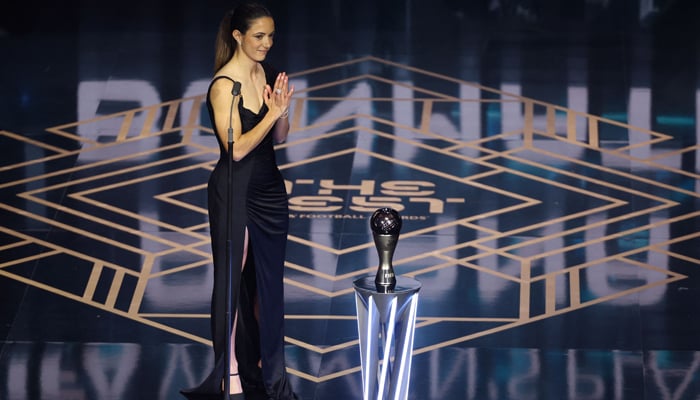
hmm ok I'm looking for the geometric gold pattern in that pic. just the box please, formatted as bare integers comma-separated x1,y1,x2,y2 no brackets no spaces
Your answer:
1,56,698,384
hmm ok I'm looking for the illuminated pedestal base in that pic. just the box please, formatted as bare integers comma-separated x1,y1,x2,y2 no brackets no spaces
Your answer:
353,276,421,400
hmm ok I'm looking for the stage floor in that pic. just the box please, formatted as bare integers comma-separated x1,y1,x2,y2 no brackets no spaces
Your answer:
1,1,700,399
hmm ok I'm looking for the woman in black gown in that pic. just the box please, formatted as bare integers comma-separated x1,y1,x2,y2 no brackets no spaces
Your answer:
181,3,297,400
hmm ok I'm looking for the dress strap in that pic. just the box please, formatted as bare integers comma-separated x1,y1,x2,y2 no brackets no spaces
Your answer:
212,75,236,84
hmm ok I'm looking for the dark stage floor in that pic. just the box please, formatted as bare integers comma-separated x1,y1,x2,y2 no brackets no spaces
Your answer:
1,1,700,399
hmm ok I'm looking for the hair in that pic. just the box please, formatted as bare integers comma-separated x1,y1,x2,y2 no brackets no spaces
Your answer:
213,2,273,72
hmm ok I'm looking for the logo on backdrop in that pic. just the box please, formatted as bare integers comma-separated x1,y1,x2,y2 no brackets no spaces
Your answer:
285,179,465,221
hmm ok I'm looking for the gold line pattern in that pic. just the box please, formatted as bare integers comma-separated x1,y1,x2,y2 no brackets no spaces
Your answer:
1,57,698,385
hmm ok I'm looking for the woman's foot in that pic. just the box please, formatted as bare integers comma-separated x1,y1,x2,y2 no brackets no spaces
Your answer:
230,373,244,395
221,373,244,397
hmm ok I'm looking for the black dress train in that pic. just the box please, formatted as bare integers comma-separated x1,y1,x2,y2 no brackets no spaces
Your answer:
181,63,296,400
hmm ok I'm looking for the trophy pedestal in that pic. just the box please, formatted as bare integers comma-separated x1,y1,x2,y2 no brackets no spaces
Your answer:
353,276,421,400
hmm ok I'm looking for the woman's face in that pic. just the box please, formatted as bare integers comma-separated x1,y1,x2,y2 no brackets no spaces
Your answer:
234,16,275,62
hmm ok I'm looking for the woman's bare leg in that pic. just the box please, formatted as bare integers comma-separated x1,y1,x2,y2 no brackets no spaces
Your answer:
227,227,249,394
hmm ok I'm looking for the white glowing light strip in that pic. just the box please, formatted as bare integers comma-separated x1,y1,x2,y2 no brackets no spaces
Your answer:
377,297,398,399
394,293,419,399
363,296,375,400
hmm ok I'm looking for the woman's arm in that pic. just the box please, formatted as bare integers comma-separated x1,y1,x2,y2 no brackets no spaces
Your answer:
266,71,294,145
272,112,289,143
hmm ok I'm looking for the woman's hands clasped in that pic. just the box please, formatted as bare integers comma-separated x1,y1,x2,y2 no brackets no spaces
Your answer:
264,72,294,120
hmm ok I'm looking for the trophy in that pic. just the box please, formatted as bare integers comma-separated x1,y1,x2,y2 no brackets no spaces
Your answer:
356,207,419,399
370,207,402,291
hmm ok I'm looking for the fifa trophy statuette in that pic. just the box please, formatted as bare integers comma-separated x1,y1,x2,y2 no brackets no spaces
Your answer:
355,208,419,400
370,207,402,292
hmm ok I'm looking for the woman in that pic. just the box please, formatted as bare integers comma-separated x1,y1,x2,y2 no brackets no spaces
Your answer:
181,3,297,400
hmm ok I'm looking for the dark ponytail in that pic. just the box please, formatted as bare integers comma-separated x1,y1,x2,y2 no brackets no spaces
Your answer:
213,3,273,73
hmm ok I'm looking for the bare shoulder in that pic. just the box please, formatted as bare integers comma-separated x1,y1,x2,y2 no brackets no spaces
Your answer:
210,76,235,102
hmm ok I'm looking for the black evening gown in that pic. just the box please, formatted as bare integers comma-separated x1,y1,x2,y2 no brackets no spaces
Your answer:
181,63,296,400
